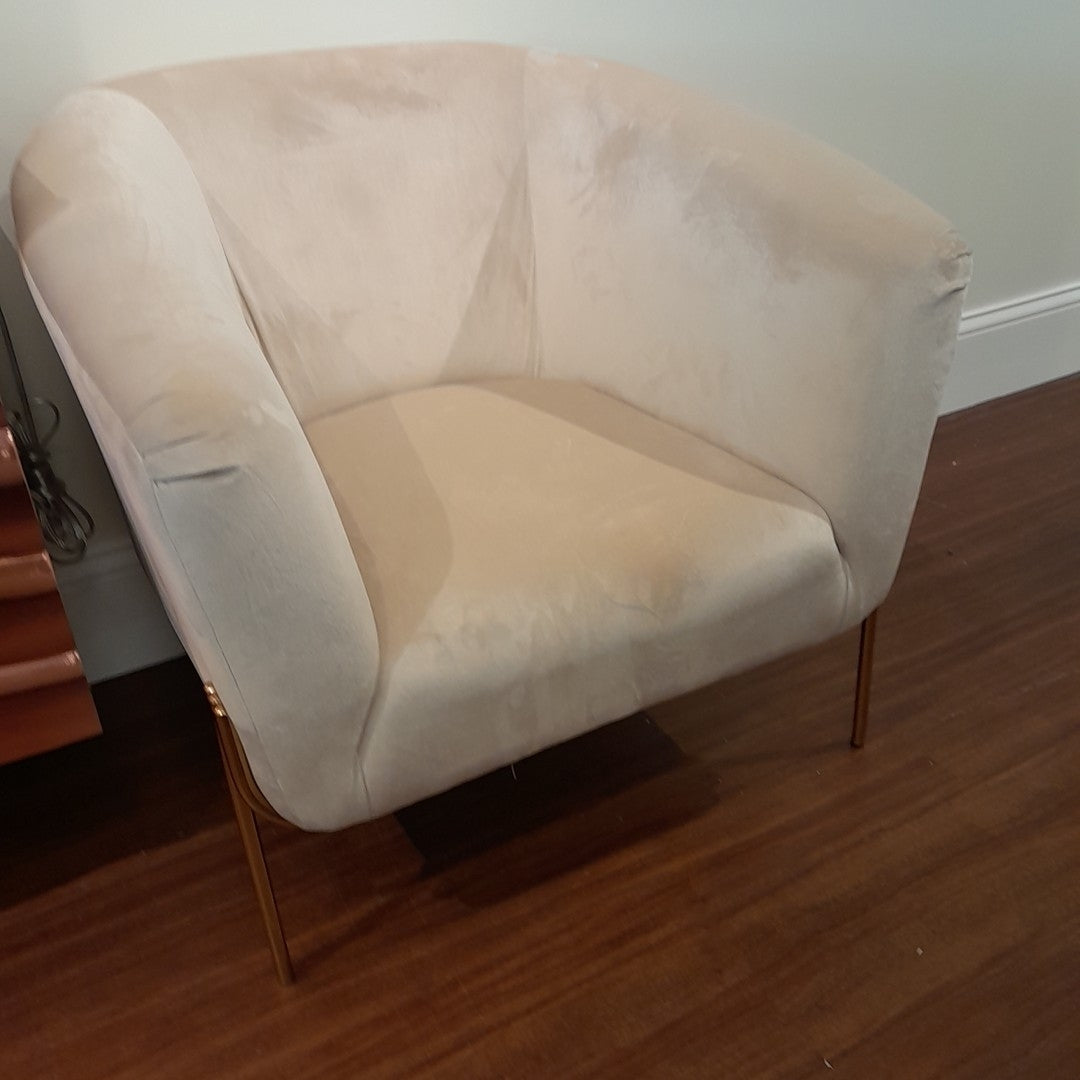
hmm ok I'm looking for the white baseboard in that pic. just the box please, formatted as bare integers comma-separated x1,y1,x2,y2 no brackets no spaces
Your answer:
52,281,1080,683
53,538,184,684
942,282,1080,413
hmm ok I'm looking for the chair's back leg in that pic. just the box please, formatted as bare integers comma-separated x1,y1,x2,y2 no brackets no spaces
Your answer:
850,611,878,748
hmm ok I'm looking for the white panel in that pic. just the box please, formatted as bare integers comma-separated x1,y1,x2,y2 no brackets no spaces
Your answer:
54,542,183,683
943,286,1080,414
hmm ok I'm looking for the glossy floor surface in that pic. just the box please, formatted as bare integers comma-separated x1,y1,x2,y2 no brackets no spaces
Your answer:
2,376,1078,1079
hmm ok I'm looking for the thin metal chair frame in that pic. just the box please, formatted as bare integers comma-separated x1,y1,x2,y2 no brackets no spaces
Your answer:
206,610,879,984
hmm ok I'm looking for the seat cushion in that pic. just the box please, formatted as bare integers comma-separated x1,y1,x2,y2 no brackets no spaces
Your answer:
305,379,849,815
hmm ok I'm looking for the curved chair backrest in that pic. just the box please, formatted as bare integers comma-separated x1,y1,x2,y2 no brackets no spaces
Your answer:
15,43,969,603
102,44,538,423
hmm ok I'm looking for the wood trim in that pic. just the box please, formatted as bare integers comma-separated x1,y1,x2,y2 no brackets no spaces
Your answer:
0,403,101,762
944,285,1080,413
0,425,20,486
958,280,1080,338
0,551,55,599
0,649,83,697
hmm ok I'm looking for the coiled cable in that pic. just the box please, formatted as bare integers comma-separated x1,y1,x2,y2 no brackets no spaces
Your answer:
1,303,94,563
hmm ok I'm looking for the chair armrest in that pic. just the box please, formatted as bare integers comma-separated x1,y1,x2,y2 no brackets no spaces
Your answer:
529,56,972,622
14,88,379,829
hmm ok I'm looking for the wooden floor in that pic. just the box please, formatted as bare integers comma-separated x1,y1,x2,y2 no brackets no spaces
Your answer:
2,376,1079,1079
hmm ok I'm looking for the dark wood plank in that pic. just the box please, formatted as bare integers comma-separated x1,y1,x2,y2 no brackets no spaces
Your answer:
1,375,1079,1079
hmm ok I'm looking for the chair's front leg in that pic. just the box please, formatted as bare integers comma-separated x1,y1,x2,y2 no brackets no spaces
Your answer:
206,685,295,985
850,611,878,748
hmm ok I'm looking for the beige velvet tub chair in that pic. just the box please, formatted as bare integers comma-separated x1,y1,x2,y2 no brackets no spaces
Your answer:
12,43,970,983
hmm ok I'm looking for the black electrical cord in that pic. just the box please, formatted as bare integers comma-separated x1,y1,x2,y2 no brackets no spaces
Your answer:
1,303,94,563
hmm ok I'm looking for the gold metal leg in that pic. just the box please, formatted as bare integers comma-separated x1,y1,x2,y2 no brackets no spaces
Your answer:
850,611,877,748
207,686,295,985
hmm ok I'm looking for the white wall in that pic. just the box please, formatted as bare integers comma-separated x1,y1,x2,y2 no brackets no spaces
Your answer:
1,1,1078,680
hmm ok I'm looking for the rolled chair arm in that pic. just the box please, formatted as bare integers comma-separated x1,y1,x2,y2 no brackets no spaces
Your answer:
14,88,379,828
529,54,972,622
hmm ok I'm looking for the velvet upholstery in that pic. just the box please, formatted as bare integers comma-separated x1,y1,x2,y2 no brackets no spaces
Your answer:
12,44,970,829
308,379,847,816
